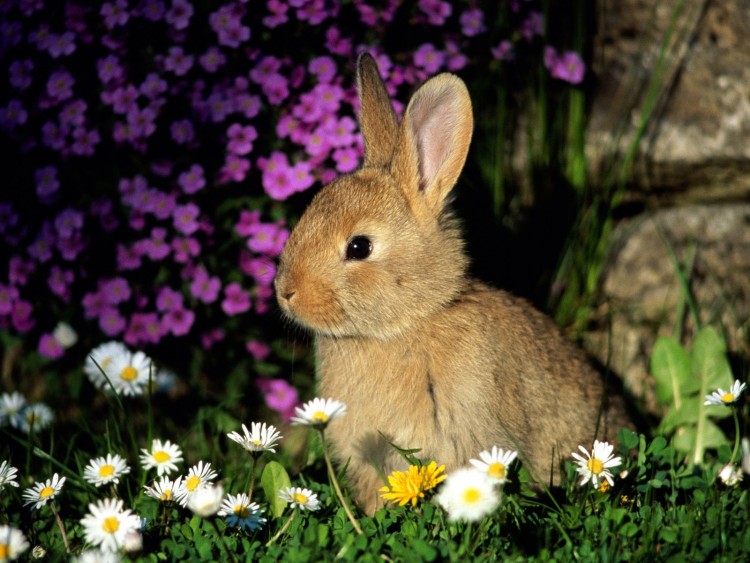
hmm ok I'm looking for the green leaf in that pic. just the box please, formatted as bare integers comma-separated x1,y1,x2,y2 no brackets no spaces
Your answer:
692,326,733,390
261,460,292,518
651,336,691,407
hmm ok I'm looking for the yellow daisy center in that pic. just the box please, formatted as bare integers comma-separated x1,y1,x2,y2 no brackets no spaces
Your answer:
721,392,735,403
102,517,120,534
588,457,604,475
186,475,201,491
162,489,172,501
39,485,55,499
120,366,138,381
235,505,250,518
0,545,8,559
463,488,481,504
98,464,115,478
153,450,170,463
292,492,309,505
311,411,328,424
487,462,507,480
251,439,261,446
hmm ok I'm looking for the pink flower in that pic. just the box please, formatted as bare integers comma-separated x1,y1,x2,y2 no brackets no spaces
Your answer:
333,147,359,173
163,46,194,76
172,236,200,263
166,0,194,30
101,277,131,304
221,282,251,316
171,119,195,144
414,43,444,74
161,306,195,336
263,0,289,27
172,204,200,235
46,70,75,102
460,8,486,36
547,50,586,85
48,266,74,301
246,339,270,361
101,0,130,29
125,311,163,345
99,307,126,336
491,40,514,61
309,56,336,83
39,333,64,359
190,267,221,303
219,154,251,183
199,46,226,73
239,253,276,286
35,165,60,202
418,0,452,25
226,123,258,156
257,378,300,421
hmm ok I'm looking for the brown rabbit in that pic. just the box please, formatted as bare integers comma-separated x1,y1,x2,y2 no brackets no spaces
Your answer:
275,53,631,514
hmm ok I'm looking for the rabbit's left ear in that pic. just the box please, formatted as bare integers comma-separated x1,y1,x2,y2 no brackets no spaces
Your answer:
391,73,473,217
356,52,399,169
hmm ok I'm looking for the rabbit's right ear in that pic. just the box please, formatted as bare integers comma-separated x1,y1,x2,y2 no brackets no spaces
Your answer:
356,53,399,168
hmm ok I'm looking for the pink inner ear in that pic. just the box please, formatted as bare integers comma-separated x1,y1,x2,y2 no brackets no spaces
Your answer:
410,92,457,193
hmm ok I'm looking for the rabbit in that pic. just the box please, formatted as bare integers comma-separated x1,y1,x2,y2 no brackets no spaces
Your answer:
275,53,633,515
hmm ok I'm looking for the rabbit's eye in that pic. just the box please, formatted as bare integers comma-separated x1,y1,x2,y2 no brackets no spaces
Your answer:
346,236,372,260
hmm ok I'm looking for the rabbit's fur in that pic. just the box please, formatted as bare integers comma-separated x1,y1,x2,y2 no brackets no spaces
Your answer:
275,53,632,514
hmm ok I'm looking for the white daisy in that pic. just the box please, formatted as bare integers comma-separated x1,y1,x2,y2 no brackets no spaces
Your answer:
290,397,346,429
186,482,224,517
84,341,130,389
0,392,27,429
140,439,183,476
79,497,141,553
83,453,131,487
52,321,78,349
17,403,54,434
219,492,267,531
469,446,517,484
0,460,20,490
571,440,622,489
227,422,282,454
278,486,320,512
107,350,153,396
22,473,66,510
175,461,219,506
71,548,122,563
0,524,29,561
718,463,743,487
144,475,183,503
435,467,500,522
704,379,747,406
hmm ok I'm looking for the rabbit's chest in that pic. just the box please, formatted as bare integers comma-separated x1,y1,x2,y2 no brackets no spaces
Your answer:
317,333,499,464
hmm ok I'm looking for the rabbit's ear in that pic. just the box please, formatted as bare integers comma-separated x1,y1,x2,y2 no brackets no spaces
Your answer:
357,53,399,168
392,74,473,217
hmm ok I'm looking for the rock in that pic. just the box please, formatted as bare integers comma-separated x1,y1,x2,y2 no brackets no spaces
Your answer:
584,204,750,414
589,0,750,205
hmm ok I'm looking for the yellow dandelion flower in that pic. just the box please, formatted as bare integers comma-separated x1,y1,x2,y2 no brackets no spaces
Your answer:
379,461,446,507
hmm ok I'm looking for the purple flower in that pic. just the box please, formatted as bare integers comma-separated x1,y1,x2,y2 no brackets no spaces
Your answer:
239,254,276,286
219,154,251,183
0,284,19,315
47,31,76,58
171,236,200,263
226,123,258,156
48,266,74,301
125,311,163,345
0,100,27,130
141,0,167,21
70,127,100,156
12,300,35,333
117,243,142,271
101,277,132,304
140,73,168,99
418,0,452,25
99,307,127,336
101,0,130,29
163,46,194,76
54,208,84,239
199,47,226,73
414,43,444,74
138,227,171,261
59,99,87,127
9,59,34,90
221,282,251,316
97,55,124,84
544,47,586,84
333,147,359,173
46,70,75,103
9,256,35,286
39,333,64,359
177,164,205,194
35,165,60,202
109,85,139,114
460,8,486,36
491,40,514,61
161,306,194,336
166,0,194,30
263,0,289,28
170,119,195,144
41,121,66,150
172,203,200,235
520,11,544,41
190,267,221,303
309,55,336,83
156,287,183,311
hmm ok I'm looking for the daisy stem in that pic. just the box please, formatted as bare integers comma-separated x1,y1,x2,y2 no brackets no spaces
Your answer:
266,509,296,546
209,518,237,563
319,429,363,535
729,409,741,465
50,504,71,554
247,454,258,500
